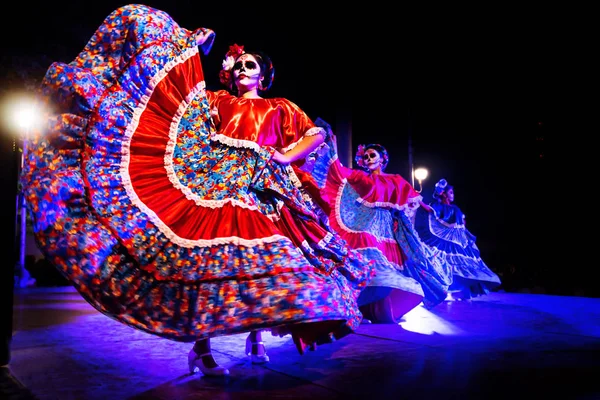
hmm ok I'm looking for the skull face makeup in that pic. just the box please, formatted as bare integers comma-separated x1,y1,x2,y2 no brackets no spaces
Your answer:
363,149,382,172
233,54,263,90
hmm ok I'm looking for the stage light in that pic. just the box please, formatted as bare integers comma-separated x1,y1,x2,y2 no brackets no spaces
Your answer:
413,167,429,193
2,92,43,288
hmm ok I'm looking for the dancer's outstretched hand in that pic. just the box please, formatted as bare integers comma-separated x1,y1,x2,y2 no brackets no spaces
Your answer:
195,29,212,46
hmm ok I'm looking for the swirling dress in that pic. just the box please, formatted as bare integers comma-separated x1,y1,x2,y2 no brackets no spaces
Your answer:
414,202,501,298
20,4,374,345
300,124,452,321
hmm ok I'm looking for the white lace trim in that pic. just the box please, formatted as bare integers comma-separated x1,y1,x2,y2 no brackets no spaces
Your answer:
121,48,201,218
162,83,262,212
119,47,286,248
167,233,291,248
208,127,320,208
334,179,396,244
356,193,423,211
305,126,327,137
208,133,310,202
280,127,326,153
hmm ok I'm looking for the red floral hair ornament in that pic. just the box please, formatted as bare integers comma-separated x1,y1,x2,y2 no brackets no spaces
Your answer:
219,44,245,88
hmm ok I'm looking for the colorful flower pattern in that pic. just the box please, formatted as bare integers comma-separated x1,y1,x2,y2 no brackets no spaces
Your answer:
20,4,374,343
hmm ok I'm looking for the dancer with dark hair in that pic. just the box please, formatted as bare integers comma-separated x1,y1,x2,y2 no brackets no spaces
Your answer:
301,121,453,323
415,179,501,300
20,4,374,377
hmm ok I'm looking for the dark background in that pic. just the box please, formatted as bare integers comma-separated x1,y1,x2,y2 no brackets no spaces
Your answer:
0,2,589,295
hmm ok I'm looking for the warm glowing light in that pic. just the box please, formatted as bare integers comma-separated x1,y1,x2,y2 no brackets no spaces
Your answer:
412,167,429,193
414,167,428,181
1,93,44,135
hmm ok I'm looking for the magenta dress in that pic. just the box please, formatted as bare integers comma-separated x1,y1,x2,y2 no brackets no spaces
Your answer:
301,122,453,320
323,157,426,320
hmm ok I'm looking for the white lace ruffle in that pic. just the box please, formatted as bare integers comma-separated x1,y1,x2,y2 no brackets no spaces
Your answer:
119,47,290,248
333,179,397,243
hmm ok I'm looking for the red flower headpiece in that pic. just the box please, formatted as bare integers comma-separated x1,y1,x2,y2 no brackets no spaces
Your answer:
219,44,245,88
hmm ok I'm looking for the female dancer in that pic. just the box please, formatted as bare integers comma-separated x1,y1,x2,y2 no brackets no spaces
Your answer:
20,4,374,376
300,121,452,323
415,179,501,300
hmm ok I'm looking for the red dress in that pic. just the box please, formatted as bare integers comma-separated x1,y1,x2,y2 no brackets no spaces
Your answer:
20,4,374,348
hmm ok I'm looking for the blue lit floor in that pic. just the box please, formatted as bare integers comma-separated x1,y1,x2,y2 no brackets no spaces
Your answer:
7,287,600,400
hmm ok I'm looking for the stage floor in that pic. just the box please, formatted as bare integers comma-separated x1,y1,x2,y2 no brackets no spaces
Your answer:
5,287,600,399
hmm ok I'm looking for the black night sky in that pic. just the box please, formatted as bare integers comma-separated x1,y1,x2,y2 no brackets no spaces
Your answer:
1,2,587,294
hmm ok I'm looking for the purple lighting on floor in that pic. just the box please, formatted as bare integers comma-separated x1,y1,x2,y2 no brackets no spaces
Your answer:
399,304,464,335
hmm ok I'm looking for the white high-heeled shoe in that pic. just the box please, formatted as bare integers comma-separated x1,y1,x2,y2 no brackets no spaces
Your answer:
187,349,230,376
245,336,270,364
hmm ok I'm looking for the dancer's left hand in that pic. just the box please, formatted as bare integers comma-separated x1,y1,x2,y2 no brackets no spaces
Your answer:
195,28,213,46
